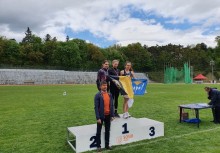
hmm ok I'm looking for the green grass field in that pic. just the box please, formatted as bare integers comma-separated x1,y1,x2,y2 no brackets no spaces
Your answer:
1,84,220,153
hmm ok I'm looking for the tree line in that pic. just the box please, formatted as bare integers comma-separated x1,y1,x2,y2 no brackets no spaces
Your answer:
1,27,220,72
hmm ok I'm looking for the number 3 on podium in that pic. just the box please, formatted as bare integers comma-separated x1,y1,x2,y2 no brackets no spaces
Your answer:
149,126,155,136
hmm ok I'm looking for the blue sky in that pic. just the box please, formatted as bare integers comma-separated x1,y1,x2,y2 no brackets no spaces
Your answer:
68,8,198,47
0,0,220,48
65,28,117,48
66,14,195,47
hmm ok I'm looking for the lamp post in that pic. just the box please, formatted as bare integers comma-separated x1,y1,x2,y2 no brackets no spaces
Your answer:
210,60,215,83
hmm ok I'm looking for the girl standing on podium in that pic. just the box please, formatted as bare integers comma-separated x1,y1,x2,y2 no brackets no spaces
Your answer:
96,60,110,91
120,61,135,119
108,60,120,118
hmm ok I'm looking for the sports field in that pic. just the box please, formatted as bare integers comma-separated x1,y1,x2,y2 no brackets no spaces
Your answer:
1,84,220,153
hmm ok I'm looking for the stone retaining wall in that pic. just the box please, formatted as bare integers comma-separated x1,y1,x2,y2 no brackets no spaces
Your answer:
0,69,148,85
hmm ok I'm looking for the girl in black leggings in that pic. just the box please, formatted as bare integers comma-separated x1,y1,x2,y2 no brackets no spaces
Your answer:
108,60,120,118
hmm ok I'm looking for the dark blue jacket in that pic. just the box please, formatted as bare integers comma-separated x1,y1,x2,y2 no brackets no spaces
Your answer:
96,68,110,91
94,92,114,120
208,89,220,107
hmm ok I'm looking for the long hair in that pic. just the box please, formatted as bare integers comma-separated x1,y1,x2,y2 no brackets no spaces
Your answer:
125,61,133,71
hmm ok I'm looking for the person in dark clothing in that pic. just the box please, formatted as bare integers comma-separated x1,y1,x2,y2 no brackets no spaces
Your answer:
94,81,115,152
205,87,220,124
96,60,110,91
108,60,120,118
206,87,218,122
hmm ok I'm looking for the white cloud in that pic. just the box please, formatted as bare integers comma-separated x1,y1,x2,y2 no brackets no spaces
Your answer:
139,0,220,23
0,24,24,41
0,0,219,47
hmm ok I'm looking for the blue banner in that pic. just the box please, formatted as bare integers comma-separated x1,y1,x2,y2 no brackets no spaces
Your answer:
132,79,148,95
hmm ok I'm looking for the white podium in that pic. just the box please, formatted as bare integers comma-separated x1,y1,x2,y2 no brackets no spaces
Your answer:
67,116,164,153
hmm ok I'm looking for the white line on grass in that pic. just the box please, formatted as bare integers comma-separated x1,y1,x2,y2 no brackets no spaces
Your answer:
102,126,220,152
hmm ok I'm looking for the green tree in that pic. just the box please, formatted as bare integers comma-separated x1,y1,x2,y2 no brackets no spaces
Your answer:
52,37,57,42
20,32,44,65
119,43,152,71
22,27,32,43
0,37,20,65
66,35,69,42
215,36,220,47
86,43,105,69
0,36,6,63
71,39,89,70
42,40,57,65
4,39,20,65
44,34,52,42
53,41,81,70
187,44,209,71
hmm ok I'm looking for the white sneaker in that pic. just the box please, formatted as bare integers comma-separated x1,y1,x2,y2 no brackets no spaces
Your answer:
126,112,131,118
123,113,128,119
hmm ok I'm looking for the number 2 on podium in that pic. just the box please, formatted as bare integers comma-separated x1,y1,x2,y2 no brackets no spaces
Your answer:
90,136,97,148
